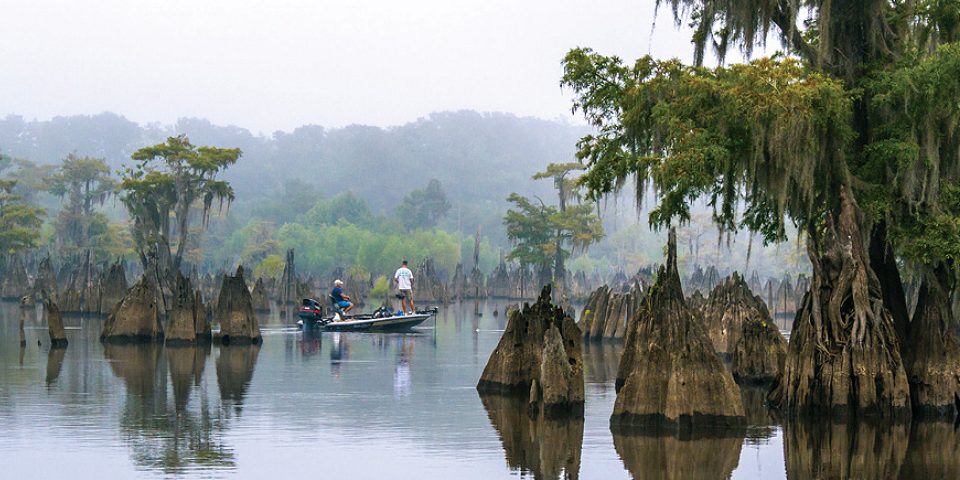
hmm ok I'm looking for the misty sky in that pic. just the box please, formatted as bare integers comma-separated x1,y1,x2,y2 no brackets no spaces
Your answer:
1,0,702,134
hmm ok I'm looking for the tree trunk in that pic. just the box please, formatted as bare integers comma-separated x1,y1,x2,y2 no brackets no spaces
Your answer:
869,221,911,341
173,204,190,275
554,232,565,299
902,262,960,417
770,187,910,418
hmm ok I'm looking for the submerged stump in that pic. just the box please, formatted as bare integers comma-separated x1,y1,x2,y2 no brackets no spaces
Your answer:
732,315,787,385
250,277,270,313
100,276,164,343
612,229,744,430
702,273,787,384
45,299,68,348
477,285,584,416
701,272,770,357
899,264,960,418
166,274,210,345
214,266,262,345
99,260,128,316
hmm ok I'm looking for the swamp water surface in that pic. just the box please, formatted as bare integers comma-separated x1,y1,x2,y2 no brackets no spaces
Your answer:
1,300,958,479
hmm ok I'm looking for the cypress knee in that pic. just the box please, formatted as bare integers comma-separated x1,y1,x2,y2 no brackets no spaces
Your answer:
45,299,68,348
612,229,744,430
478,285,584,415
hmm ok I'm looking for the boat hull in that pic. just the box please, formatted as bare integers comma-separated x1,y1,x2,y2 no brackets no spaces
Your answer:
300,313,432,332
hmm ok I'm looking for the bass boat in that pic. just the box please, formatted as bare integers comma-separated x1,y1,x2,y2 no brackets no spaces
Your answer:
297,298,437,332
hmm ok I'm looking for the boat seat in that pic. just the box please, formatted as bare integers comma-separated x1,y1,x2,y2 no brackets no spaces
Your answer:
329,294,346,317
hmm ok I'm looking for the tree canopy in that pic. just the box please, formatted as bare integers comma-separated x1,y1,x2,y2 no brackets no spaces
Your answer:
503,161,605,276
396,179,451,230
0,153,46,256
562,0,960,417
120,135,240,276
47,154,116,254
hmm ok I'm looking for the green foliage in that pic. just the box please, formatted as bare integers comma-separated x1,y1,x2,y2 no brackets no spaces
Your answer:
396,179,451,230
120,135,240,271
860,42,960,265
250,179,321,225
371,275,389,298
47,154,116,255
254,254,285,280
307,191,374,227
0,179,45,255
216,190,468,276
275,222,462,275
503,192,604,269
562,50,852,243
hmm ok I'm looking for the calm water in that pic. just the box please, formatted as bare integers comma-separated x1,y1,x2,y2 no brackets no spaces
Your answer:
1,300,957,479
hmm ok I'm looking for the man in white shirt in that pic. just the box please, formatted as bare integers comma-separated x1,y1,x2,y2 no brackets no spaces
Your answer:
393,260,415,313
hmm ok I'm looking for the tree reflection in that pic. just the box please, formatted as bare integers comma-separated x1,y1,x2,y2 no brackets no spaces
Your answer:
168,345,210,413
216,344,261,415
45,346,66,385
783,418,908,478
612,427,744,480
739,385,780,442
104,343,235,474
479,393,583,480
902,421,960,478
582,341,622,388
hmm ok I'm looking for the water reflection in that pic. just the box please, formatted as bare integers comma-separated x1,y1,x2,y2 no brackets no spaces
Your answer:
7,298,960,479
105,343,236,474
740,385,781,442
330,332,350,377
902,421,960,477
612,428,744,480
216,344,261,415
45,346,66,385
479,394,583,480
394,336,414,397
299,329,322,357
168,345,210,412
582,341,622,388
783,419,908,479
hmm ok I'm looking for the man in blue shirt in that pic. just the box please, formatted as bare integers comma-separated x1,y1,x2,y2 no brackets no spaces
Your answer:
331,279,354,314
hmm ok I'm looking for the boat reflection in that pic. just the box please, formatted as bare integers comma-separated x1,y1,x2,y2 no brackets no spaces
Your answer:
394,336,414,397
330,332,350,377
299,328,322,357
479,394,583,480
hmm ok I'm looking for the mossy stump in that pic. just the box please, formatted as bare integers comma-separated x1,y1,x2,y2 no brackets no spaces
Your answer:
100,276,164,343
477,285,584,416
214,266,262,345
612,229,744,431
99,260,128,316
701,272,787,384
166,274,211,346
45,299,68,348
250,277,270,313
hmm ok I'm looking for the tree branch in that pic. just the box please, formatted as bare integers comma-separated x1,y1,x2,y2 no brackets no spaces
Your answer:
772,0,816,64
